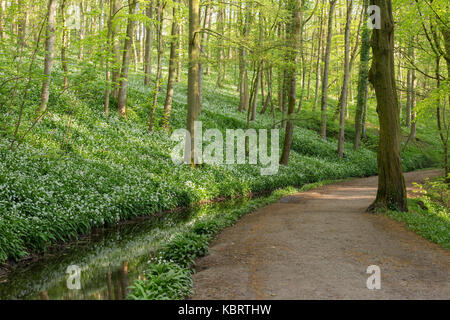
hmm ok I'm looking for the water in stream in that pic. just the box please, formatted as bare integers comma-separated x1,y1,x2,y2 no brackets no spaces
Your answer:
0,199,245,300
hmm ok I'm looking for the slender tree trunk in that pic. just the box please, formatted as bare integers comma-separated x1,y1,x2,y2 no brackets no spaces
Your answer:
306,26,316,101
17,0,28,47
296,12,305,113
216,6,225,88
354,0,370,150
361,87,368,138
406,66,412,127
78,1,85,60
205,10,212,76
117,0,138,118
280,0,302,165
250,63,260,121
260,61,265,112
320,0,337,139
238,3,249,112
139,22,144,64
132,32,138,71
337,0,353,157
261,67,273,115
149,0,164,130
0,0,4,40
60,0,69,89
434,57,448,178
104,0,115,116
177,23,183,82
144,0,154,86
186,0,200,164
439,25,449,179
410,38,416,140
198,1,211,113
111,0,121,98
367,0,407,212
39,0,57,113
162,0,179,131
334,6,363,120
313,3,325,112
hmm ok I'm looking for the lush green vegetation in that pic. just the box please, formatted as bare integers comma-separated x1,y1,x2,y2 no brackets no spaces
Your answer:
0,1,447,302
386,176,450,249
127,186,298,299
0,57,443,264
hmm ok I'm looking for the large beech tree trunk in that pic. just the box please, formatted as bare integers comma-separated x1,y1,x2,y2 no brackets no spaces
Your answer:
367,0,407,212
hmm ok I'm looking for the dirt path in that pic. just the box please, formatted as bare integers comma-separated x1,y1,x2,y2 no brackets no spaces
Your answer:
191,170,450,300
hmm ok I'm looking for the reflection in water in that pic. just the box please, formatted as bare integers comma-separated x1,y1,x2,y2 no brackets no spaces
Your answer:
0,198,248,300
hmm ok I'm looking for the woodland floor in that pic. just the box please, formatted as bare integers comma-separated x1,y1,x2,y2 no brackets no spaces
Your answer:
191,169,450,299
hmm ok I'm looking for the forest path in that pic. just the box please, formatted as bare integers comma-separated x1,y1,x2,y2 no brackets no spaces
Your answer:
191,169,449,299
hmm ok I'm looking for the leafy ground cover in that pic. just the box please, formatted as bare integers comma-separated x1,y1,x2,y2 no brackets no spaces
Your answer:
386,176,450,249
0,64,442,264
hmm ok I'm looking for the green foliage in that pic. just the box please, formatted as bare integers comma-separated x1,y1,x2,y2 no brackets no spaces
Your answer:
386,176,450,249
127,185,299,300
159,233,210,268
127,261,193,300
0,60,442,263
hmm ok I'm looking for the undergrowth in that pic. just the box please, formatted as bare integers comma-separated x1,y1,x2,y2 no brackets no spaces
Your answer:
386,175,450,249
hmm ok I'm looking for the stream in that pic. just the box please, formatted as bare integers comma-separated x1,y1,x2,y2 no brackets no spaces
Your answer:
0,199,245,299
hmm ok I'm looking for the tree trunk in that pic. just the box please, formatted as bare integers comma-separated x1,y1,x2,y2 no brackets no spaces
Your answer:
410,38,416,140
337,0,353,158
148,0,164,130
0,0,4,40
320,0,337,140
367,0,407,212
162,0,179,131
198,1,211,113
177,23,183,82
111,0,122,98
406,67,412,127
104,0,114,116
186,0,200,164
61,0,69,89
280,0,302,165
78,1,85,60
39,0,57,113
313,3,325,112
250,62,260,121
144,0,154,86
216,6,225,88
117,0,138,118
238,3,249,112
17,0,28,47
354,0,371,150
